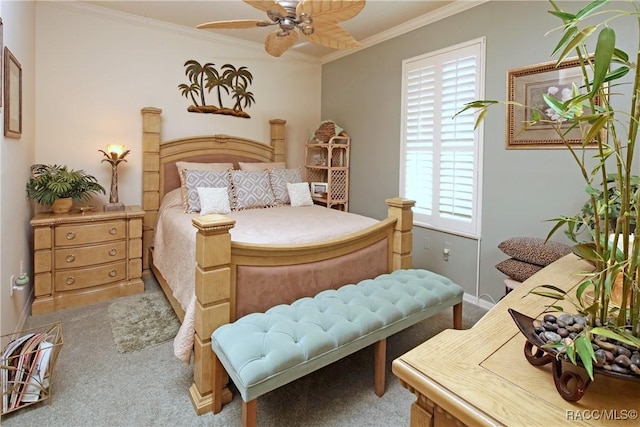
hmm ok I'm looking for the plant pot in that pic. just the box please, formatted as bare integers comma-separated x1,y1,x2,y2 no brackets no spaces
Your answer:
52,198,73,214
509,309,640,402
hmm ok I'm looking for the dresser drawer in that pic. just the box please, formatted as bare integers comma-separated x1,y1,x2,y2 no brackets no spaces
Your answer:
55,241,126,268
54,261,127,291
55,220,126,246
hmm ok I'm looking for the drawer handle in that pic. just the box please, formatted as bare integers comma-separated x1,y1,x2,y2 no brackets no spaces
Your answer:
66,254,76,263
65,276,76,285
66,231,76,240
109,227,118,235
109,248,118,256
108,269,117,277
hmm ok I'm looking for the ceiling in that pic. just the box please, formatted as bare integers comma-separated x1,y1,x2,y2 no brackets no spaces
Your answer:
83,0,473,60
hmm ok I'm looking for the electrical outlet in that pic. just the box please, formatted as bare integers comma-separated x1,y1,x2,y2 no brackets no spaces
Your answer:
423,237,431,250
443,242,452,261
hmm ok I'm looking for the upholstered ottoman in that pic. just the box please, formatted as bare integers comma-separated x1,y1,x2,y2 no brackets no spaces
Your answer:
211,269,463,426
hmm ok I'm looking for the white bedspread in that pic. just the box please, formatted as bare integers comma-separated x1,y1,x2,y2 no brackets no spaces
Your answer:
152,191,378,362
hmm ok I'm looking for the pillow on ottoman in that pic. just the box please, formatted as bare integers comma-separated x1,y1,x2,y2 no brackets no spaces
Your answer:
498,237,572,267
495,258,543,283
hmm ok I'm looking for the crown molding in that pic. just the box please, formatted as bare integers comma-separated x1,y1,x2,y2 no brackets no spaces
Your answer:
321,0,489,64
43,1,321,64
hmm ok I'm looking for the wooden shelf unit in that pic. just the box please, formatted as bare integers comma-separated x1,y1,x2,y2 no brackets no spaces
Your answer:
30,205,144,314
305,134,350,211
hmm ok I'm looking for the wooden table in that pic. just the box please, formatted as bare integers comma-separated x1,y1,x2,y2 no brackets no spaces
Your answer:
392,255,640,426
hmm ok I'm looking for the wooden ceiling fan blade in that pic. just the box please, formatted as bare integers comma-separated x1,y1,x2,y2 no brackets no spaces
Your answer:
302,22,360,49
197,19,266,30
299,0,366,23
265,30,299,57
243,0,287,15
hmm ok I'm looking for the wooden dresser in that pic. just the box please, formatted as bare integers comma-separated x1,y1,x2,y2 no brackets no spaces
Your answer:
392,254,640,427
30,205,144,314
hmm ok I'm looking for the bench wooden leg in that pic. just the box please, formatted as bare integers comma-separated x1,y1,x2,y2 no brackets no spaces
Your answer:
453,302,462,330
374,338,386,397
243,399,257,427
212,354,225,414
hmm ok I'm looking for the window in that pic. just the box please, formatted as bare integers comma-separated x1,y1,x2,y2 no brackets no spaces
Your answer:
400,38,485,238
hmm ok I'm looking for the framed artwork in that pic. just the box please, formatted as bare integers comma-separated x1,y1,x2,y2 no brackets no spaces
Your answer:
311,182,328,196
0,18,3,110
4,46,21,138
506,57,605,149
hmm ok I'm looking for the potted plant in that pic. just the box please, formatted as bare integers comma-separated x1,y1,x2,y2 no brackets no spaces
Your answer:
26,164,105,213
458,0,640,390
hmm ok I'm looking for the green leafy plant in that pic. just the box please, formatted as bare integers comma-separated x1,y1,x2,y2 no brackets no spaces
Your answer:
563,174,639,243
457,0,640,379
26,164,105,206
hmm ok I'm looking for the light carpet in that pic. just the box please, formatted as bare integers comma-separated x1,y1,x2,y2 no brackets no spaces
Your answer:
1,276,488,426
108,292,180,353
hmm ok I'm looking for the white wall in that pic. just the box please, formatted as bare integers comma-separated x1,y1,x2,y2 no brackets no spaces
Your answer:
35,2,322,208
1,1,321,334
0,0,36,339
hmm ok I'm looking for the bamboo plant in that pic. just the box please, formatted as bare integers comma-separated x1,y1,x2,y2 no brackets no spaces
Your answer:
457,0,640,379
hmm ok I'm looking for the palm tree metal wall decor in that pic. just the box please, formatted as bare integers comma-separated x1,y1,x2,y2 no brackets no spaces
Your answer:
178,60,255,118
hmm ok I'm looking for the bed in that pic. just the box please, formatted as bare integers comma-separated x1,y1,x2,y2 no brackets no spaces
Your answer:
140,107,415,415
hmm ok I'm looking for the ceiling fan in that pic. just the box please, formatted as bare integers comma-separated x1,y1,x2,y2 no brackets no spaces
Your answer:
197,0,366,57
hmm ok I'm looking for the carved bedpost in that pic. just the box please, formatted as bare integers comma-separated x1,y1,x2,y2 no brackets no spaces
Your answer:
190,214,236,415
386,198,416,270
141,107,162,270
269,119,286,163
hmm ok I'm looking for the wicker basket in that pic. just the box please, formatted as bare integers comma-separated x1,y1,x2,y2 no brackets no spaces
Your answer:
1,322,63,416
314,121,336,143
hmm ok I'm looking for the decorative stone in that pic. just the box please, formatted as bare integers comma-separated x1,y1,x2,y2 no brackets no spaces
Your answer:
558,313,575,325
594,339,617,352
543,331,562,343
615,354,631,368
617,346,632,358
526,311,640,378
610,363,630,374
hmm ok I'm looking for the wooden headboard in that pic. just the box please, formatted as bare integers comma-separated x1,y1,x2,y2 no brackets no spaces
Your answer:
140,107,286,269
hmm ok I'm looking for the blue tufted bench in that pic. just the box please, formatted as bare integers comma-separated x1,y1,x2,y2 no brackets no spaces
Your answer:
211,269,463,426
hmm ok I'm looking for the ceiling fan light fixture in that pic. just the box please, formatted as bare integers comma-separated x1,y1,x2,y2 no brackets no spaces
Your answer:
299,23,314,36
198,0,365,57
266,10,283,22
299,13,312,25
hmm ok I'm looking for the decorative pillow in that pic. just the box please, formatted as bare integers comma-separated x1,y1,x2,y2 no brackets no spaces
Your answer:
495,258,543,283
498,237,572,267
287,182,313,207
197,187,231,215
176,162,233,208
269,168,303,205
182,169,233,213
238,161,286,171
230,170,277,210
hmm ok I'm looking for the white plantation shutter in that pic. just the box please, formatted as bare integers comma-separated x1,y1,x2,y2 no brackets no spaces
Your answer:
400,38,484,237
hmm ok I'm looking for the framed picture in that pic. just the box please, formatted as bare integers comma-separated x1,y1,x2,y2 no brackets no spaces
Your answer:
311,182,328,196
506,57,605,149
4,46,21,139
0,18,3,110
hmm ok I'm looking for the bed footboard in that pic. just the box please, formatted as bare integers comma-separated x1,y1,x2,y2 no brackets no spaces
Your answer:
189,198,415,415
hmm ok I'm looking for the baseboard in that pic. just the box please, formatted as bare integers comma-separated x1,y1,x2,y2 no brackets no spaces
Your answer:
12,287,34,336
463,292,495,311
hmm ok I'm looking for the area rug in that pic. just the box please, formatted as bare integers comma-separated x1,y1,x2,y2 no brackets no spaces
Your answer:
108,292,180,353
